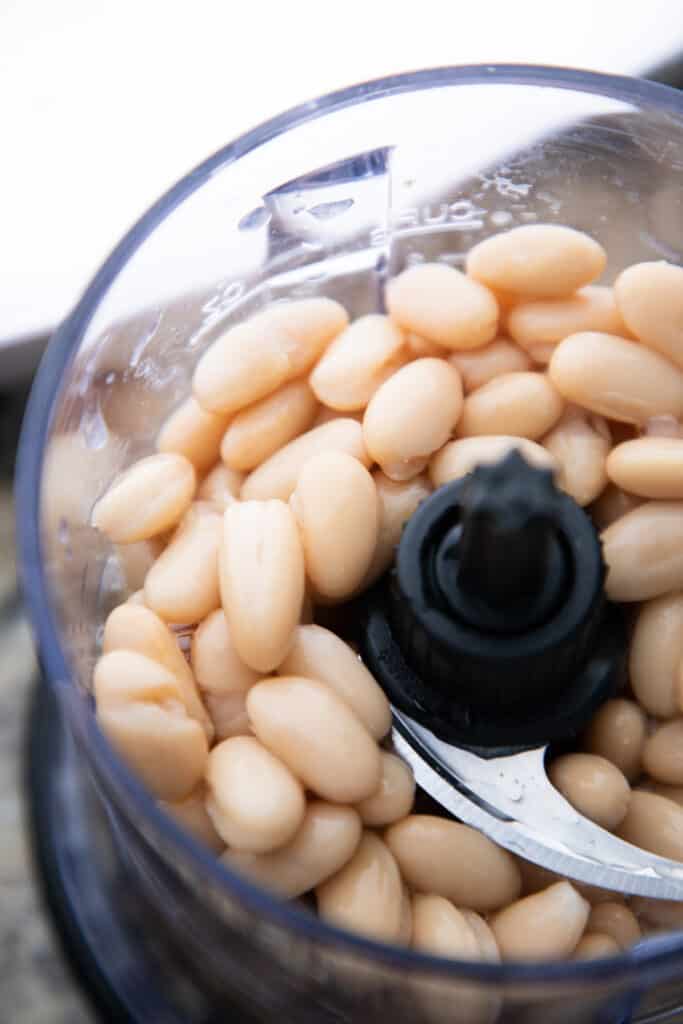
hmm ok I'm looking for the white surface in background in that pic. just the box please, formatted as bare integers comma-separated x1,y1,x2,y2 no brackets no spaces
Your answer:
0,0,682,345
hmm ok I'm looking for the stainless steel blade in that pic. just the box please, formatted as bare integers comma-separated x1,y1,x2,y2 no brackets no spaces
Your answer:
393,710,683,900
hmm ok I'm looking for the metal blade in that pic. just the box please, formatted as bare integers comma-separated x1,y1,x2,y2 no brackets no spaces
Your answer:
393,710,683,900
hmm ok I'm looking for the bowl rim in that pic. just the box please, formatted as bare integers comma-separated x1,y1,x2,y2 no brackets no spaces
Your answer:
16,63,683,989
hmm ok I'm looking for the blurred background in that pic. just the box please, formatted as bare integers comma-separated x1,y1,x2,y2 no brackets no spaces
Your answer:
2,2,683,1019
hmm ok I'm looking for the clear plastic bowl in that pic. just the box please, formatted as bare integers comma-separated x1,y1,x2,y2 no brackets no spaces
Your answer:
16,65,683,1023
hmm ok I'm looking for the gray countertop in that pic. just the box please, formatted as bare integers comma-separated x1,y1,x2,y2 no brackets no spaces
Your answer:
0,391,92,1022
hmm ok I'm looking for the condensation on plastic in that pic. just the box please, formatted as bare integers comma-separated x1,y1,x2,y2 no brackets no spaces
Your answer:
16,66,683,1022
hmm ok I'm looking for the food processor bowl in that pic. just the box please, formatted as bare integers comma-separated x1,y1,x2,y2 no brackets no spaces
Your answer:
16,66,683,1023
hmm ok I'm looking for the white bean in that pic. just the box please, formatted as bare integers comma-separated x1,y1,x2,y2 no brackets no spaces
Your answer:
224,801,362,898
385,815,521,912
193,299,348,414
466,225,606,299
363,358,463,480
491,882,590,961
617,790,683,860
548,753,630,830
507,286,625,362
607,438,683,500
91,453,196,543
205,736,305,853
144,503,222,624
630,593,683,718
643,720,683,785
542,406,610,506
615,261,683,368
246,676,381,803
457,372,563,440
197,463,244,508
220,379,318,471
162,784,226,853
220,500,304,672
449,338,531,391
386,263,498,350
277,624,391,739
362,471,432,586
190,608,259,695
549,332,683,425
582,699,647,782
290,452,379,600
310,314,406,410
603,504,683,602
355,752,415,827
316,833,404,941
157,396,230,473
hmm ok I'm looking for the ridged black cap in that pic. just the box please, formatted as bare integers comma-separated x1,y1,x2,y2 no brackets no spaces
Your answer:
354,451,625,753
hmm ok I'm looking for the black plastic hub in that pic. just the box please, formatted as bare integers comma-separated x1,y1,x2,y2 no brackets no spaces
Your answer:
351,451,626,754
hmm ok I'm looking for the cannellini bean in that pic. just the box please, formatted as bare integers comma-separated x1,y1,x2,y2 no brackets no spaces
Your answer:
643,720,683,785
247,676,381,803
310,314,406,411
466,225,606,299
356,752,415,827
362,471,432,586
91,453,196,543
193,299,348,414
606,438,683,500
204,692,251,741
220,379,318,471
143,503,222,624
630,593,683,717
94,649,185,708
582,699,647,782
313,406,363,427
102,603,212,739
385,815,521,912
548,753,630,830
457,372,563,440
126,589,146,606
224,801,362,898
241,418,369,502
162,784,226,854
590,484,642,530
449,338,532,392
573,934,620,959
411,895,481,960
507,286,625,363
617,790,683,860
645,415,683,438
316,833,404,941
219,500,304,672
386,263,498,350
97,702,208,802
205,736,305,853
115,538,165,592
157,396,230,474
615,261,683,368
541,407,610,506
603,503,683,602
197,463,244,508
631,896,683,930
190,609,259,695
587,902,641,950
430,436,557,488
278,624,391,739
549,332,683,425
363,358,463,480
290,452,379,599
491,882,590,961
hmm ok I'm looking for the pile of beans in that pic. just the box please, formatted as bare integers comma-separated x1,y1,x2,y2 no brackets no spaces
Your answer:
91,223,683,965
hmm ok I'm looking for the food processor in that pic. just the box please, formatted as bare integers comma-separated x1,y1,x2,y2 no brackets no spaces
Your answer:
16,65,683,1022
